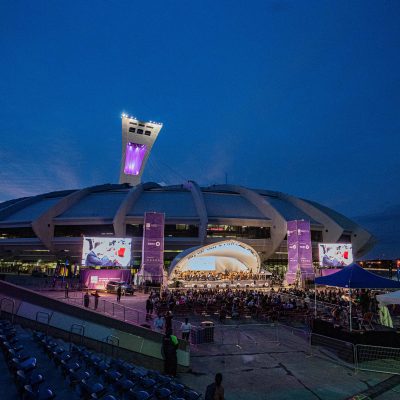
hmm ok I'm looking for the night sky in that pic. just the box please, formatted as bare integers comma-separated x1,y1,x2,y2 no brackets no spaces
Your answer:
1,1,399,218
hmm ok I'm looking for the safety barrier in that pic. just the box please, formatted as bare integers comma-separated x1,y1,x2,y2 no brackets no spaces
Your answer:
356,344,400,375
309,333,356,369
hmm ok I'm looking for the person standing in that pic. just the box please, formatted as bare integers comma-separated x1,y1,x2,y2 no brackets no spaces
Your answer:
180,318,192,342
161,329,179,377
153,313,165,333
165,311,173,333
205,373,224,400
146,296,152,321
117,285,122,303
64,282,69,298
84,291,90,308
91,290,100,310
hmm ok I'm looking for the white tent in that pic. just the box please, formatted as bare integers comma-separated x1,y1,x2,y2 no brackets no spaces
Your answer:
376,290,400,305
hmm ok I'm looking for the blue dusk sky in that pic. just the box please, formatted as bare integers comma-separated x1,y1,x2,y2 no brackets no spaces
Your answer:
0,0,399,218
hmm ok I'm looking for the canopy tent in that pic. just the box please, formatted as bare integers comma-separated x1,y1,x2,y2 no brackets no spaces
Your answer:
314,263,400,331
376,290,400,306
315,263,400,289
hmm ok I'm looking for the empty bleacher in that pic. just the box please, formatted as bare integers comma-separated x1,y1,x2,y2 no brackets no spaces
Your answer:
0,316,202,400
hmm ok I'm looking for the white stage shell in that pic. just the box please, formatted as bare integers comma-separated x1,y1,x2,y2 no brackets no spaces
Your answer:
168,240,261,279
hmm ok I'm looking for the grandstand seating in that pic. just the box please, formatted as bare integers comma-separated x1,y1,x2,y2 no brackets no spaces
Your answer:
0,316,201,400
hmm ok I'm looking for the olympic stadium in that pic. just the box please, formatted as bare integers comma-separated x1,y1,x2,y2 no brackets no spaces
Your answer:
0,115,375,276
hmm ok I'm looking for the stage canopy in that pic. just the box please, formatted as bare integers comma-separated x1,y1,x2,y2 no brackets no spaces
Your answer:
376,290,400,305
168,240,261,279
315,263,400,289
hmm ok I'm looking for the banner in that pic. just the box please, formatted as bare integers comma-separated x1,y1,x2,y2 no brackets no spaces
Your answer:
140,212,165,283
285,220,314,285
80,269,132,290
286,221,298,284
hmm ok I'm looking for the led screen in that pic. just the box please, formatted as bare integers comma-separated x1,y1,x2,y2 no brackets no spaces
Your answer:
318,243,353,267
82,237,132,267
124,142,147,176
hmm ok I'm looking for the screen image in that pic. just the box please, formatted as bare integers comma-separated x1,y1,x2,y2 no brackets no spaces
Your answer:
124,142,147,176
82,237,132,267
318,243,353,267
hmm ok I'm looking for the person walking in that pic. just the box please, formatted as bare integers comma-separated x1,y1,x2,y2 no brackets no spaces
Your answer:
180,318,192,342
205,373,224,400
117,285,122,303
64,282,69,298
161,329,179,377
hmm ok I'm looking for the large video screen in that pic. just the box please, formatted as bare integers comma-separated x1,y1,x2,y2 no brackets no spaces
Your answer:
82,237,132,267
318,243,353,267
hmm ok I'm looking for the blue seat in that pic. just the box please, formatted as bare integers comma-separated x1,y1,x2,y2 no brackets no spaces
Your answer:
127,389,151,400
184,389,202,400
23,385,56,400
154,387,172,400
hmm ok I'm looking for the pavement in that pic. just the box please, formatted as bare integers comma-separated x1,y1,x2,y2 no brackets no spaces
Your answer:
39,289,400,399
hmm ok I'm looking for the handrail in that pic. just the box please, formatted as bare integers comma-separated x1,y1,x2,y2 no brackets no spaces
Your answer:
35,311,51,337
0,297,15,324
69,323,85,349
104,334,120,359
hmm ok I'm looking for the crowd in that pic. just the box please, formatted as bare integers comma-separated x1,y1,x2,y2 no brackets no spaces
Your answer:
177,271,273,282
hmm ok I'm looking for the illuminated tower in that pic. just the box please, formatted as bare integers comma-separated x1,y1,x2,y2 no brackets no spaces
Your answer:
119,114,163,185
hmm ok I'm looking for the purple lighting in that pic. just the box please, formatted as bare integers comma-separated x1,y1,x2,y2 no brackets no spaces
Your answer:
124,142,147,175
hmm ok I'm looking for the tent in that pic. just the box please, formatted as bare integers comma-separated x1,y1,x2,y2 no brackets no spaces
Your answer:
314,263,400,331
376,290,400,305
315,263,400,289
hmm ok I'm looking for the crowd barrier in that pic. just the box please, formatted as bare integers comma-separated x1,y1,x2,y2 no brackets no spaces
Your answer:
355,344,400,375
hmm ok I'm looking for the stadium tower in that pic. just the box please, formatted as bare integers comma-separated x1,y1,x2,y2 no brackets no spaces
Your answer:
119,114,163,185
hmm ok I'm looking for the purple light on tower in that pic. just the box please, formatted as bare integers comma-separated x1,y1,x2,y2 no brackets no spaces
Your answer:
124,143,147,176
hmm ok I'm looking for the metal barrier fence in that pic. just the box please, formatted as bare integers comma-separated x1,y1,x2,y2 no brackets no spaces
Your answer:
191,323,280,348
356,344,400,375
310,333,356,369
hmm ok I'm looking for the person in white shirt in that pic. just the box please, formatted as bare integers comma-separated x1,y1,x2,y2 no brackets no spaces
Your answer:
180,318,192,341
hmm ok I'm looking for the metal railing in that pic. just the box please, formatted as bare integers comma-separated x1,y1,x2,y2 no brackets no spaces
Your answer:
69,323,85,349
35,311,51,337
0,297,15,324
103,335,120,359
356,344,400,375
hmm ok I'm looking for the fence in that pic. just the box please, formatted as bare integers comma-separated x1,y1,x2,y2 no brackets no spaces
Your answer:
356,344,400,375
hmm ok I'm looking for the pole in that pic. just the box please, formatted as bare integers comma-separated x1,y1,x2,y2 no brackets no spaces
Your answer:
349,288,352,332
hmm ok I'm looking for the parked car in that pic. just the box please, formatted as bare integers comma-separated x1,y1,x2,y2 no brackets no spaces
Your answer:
105,281,135,295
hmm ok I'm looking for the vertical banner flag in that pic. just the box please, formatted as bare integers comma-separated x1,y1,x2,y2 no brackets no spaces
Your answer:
141,212,165,283
285,220,314,285
297,220,314,280
286,221,298,285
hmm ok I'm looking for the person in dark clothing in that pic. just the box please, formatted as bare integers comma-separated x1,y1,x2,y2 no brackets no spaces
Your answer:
64,282,69,298
91,290,100,310
84,291,90,308
165,311,173,333
205,373,224,400
117,285,122,303
161,330,179,377
146,297,153,320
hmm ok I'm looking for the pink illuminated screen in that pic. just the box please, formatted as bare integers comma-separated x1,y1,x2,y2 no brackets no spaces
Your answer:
124,142,147,175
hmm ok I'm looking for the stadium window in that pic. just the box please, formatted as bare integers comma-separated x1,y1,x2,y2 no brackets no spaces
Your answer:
139,123,145,127
137,129,144,134
311,230,323,242
144,130,151,136
129,127,136,133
